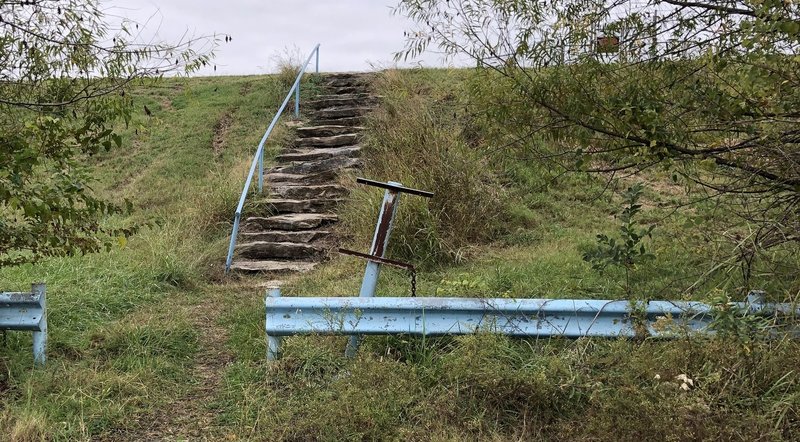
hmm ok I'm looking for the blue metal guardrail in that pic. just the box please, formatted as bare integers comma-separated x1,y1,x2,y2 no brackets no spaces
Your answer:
1,283,47,365
264,288,799,360
225,44,321,273
259,178,799,360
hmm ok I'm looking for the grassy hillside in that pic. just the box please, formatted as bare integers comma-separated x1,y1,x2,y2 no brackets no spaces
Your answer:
1,69,799,440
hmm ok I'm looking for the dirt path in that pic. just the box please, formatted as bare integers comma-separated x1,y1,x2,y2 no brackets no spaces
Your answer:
110,292,234,441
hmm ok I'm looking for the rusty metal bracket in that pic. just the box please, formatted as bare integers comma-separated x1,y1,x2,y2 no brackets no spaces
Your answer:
356,177,434,198
339,248,418,298
338,248,415,271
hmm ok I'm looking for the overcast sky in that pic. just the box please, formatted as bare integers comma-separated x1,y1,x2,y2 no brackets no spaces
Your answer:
106,0,458,76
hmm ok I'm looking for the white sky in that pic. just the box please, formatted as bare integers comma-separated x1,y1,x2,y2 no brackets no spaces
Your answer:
106,0,458,76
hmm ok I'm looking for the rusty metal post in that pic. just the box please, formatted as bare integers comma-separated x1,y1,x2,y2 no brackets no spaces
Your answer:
345,181,403,357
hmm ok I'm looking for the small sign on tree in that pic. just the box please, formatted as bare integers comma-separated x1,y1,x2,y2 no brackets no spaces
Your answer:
597,35,620,53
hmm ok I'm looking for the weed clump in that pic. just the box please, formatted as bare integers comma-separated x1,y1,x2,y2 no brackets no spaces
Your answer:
269,45,303,88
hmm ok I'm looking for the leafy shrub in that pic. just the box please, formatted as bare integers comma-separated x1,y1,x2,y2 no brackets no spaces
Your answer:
582,183,655,296
707,289,769,345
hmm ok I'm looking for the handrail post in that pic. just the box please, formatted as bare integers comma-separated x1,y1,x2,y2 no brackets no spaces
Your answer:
225,213,241,273
258,148,264,193
294,83,300,117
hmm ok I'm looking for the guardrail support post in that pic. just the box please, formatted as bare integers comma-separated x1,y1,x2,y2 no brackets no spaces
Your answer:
1,282,47,366
746,290,766,313
31,282,47,366
345,182,403,357
266,287,283,361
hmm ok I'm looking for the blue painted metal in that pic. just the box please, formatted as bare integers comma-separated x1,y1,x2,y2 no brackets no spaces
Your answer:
359,181,403,298
294,82,300,117
225,44,321,273
0,283,47,366
265,292,799,353
267,287,283,360
345,182,403,357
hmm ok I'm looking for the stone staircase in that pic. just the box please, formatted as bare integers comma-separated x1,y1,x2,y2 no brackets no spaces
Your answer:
229,73,376,273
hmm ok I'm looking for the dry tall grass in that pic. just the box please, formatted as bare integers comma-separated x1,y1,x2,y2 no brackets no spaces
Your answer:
339,69,512,265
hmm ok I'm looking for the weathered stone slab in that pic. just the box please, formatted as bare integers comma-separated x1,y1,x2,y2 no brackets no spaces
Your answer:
311,93,374,101
236,241,325,259
229,259,317,273
325,77,370,88
240,230,331,243
277,146,361,162
269,184,349,199
265,170,340,185
313,116,365,127
314,107,374,120
294,134,359,148
243,213,337,231
307,96,379,110
326,86,363,95
323,72,371,80
296,125,364,138
265,198,341,214
268,156,361,175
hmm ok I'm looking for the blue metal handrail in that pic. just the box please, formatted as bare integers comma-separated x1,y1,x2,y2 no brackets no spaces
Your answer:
225,44,320,273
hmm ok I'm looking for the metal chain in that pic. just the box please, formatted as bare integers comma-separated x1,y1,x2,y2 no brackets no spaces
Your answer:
409,269,417,297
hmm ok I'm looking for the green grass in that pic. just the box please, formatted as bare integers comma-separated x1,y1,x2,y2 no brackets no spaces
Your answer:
1,69,799,441
0,73,319,440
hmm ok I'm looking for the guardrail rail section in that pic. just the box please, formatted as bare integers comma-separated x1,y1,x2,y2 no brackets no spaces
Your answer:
1,282,47,366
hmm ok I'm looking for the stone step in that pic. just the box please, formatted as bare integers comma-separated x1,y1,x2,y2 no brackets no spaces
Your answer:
229,259,317,273
313,93,374,101
296,125,365,138
243,213,337,231
269,184,349,199
313,116,365,127
276,146,361,162
324,77,370,88
265,170,339,185
314,106,375,120
268,156,361,175
328,86,366,95
236,241,325,260
323,72,371,79
241,230,331,243
307,96,379,110
295,133,360,148
264,198,342,213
